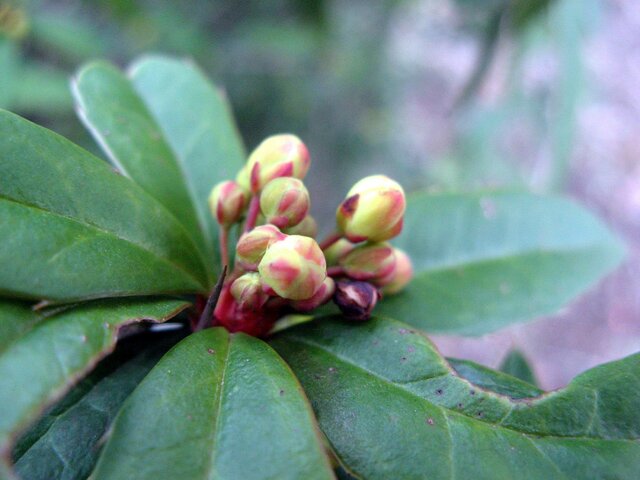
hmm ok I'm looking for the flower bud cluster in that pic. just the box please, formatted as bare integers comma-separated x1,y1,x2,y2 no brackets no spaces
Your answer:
327,175,413,321
204,134,413,336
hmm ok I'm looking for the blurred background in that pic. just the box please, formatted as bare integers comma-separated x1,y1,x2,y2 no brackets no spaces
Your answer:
1,0,639,389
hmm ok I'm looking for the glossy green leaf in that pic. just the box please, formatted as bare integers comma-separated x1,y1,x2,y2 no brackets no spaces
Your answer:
272,316,640,480
129,56,246,266
0,298,187,461
0,300,43,354
377,191,625,334
72,62,213,282
93,328,334,480
0,109,209,301
12,332,180,480
448,357,542,398
499,349,538,385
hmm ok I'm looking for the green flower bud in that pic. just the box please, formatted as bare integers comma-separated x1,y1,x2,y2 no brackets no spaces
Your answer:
290,276,335,312
336,175,406,242
230,272,269,311
284,214,318,238
323,238,355,266
333,280,380,322
380,248,413,294
208,180,249,227
258,235,326,300
340,242,396,281
237,134,310,193
260,177,310,229
236,224,286,270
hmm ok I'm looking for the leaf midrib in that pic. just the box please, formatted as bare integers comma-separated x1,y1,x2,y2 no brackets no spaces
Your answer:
412,242,618,278
73,70,216,280
281,335,638,444
0,195,206,294
204,332,231,480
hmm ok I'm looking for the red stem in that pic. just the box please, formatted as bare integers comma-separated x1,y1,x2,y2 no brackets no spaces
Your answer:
243,195,261,233
327,266,345,277
219,226,229,268
319,231,342,250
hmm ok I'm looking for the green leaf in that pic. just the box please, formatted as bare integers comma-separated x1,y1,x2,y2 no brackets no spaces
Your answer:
0,300,44,354
92,328,334,480
0,298,187,460
72,61,213,283
0,109,209,301
272,316,640,480
12,331,180,480
377,191,625,334
448,357,542,398
499,349,538,385
129,56,246,267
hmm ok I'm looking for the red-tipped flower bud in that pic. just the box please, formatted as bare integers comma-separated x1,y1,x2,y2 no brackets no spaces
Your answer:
290,276,335,312
336,175,406,242
208,180,249,227
235,224,286,270
237,134,310,193
333,280,380,322
260,177,310,229
340,242,396,281
258,235,326,300
284,214,318,238
380,248,413,294
230,272,269,311
323,238,355,266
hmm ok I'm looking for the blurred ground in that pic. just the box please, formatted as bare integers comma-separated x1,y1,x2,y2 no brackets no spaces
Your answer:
2,0,639,389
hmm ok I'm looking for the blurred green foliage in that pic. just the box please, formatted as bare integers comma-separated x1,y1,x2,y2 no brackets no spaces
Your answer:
1,0,599,219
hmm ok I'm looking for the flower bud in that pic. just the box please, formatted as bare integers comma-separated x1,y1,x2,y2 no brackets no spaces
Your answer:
214,285,281,337
237,134,310,193
380,248,413,294
290,277,335,312
236,224,286,270
323,238,355,266
208,180,249,228
258,235,326,300
284,214,318,238
260,177,310,229
230,272,269,311
336,175,406,242
340,242,396,281
333,280,380,322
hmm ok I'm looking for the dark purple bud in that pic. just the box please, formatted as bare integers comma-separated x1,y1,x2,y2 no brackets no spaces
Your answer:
333,280,380,322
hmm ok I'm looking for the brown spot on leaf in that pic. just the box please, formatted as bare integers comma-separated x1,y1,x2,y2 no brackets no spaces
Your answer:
207,348,216,355
426,418,435,425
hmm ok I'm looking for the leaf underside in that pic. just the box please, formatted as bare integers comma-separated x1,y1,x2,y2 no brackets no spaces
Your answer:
272,316,640,480
12,331,181,480
0,297,188,467
377,191,625,335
